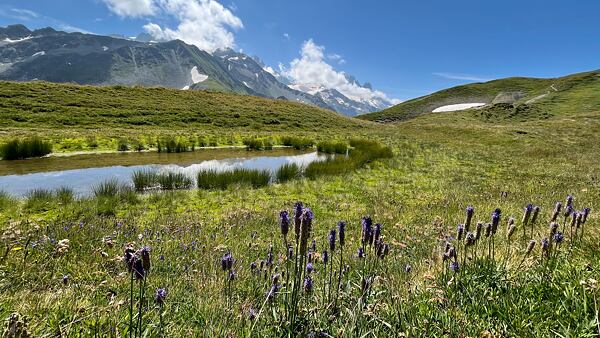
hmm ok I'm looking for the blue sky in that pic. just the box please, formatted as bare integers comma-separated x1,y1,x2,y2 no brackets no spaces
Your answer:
1,0,599,101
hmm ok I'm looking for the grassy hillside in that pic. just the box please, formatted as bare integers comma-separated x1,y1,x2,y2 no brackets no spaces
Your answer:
0,81,373,145
360,69,600,123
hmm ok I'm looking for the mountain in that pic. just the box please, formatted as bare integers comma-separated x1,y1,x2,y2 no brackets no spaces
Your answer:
211,49,332,110
0,24,253,94
286,73,396,116
359,70,600,123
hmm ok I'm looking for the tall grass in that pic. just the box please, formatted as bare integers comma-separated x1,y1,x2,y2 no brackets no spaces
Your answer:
157,172,193,190
132,170,159,192
0,190,15,211
92,179,121,198
276,163,300,183
0,137,53,160
243,138,273,151
157,136,193,153
55,187,75,205
24,188,54,211
317,141,348,154
197,168,271,190
281,136,314,150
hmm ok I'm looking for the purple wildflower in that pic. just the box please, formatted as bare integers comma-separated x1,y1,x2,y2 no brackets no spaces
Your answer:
405,264,412,273
373,223,382,245
531,206,541,224
306,263,314,274
322,250,328,264
491,209,501,234
279,210,290,237
552,202,563,222
62,275,69,285
457,224,465,241
582,208,591,224
221,252,233,271
294,202,303,240
564,205,574,218
357,247,365,258
361,217,373,246
465,205,474,231
566,195,574,207
553,232,564,244
140,246,151,271
328,228,336,252
450,261,460,273
303,276,313,293
338,221,346,247
155,288,167,305
522,204,533,226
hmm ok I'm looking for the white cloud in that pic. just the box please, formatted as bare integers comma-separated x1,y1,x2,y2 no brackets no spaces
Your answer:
433,72,491,82
283,33,290,40
11,8,39,18
102,0,242,52
102,0,157,17
282,39,398,103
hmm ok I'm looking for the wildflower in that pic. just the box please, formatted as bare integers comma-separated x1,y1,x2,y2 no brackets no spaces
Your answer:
124,246,136,271
405,264,412,273
229,270,236,281
465,232,476,246
553,232,564,244
140,246,151,271
491,209,501,234
465,206,474,232
279,210,290,237
373,223,382,245
531,206,541,224
484,223,492,238
357,247,365,258
448,247,457,260
155,288,167,305
564,205,574,219
507,224,516,239
306,263,314,274
361,217,373,246
221,252,233,271
549,222,559,237
582,208,591,224
551,202,562,222
338,221,346,247
266,246,273,267
159,255,165,261
300,208,314,251
133,258,145,280
303,276,313,293
522,204,533,226
266,284,279,301
294,202,303,240
457,224,465,241
322,250,329,264
328,229,336,252
541,238,550,256
250,261,257,271
450,261,460,273
526,240,536,254
287,244,294,259
570,211,578,228
62,275,69,285
566,195,574,207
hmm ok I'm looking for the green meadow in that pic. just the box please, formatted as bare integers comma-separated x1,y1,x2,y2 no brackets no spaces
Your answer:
1,79,599,337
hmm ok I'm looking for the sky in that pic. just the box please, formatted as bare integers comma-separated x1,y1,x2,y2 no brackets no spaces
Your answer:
1,0,600,102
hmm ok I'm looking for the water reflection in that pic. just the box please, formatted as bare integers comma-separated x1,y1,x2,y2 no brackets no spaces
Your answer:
0,151,327,197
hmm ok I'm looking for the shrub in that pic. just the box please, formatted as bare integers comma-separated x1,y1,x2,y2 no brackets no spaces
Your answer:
0,137,53,160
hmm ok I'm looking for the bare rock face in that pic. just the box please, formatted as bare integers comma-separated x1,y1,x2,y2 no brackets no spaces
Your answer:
492,91,525,104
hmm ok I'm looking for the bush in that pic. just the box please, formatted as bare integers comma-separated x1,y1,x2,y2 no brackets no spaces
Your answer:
0,137,53,160
197,168,271,190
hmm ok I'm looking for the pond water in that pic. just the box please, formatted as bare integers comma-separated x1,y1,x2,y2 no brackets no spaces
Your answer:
0,148,327,197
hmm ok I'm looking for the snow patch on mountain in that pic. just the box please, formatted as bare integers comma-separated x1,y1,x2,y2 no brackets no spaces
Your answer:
432,103,486,112
190,66,208,84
